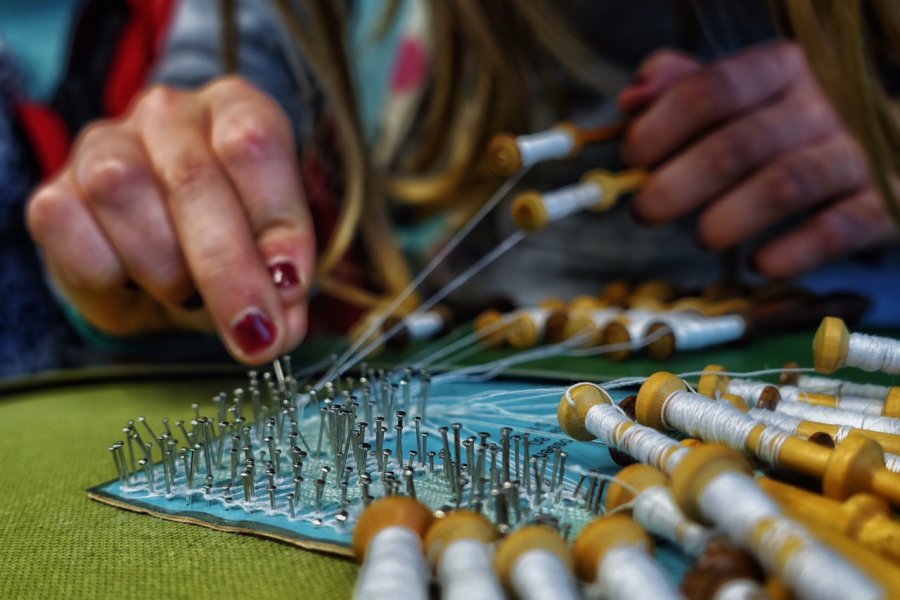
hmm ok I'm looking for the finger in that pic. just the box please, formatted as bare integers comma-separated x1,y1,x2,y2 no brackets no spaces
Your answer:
619,50,703,114
203,78,315,326
26,174,127,293
624,41,810,166
134,86,287,364
635,83,842,223
26,174,170,334
753,186,899,278
71,122,198,309
698,133,869,250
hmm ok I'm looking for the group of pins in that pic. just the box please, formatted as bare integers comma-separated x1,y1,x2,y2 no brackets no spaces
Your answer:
107,358,609,538
351,317,900,600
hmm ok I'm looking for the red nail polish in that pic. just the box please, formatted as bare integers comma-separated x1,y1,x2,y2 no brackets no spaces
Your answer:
233,310,277,355
269,260,300,289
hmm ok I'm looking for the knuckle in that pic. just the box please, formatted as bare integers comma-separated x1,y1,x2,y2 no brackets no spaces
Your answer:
26,185,69,242
213,113,283,166
705,129,757,180
79,155,144,205
759,159,813,211
135,85,184,119
207,75,256,98
162,151,217,196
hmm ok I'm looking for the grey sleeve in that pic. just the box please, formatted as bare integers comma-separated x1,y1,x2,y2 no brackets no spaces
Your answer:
153,0,317,139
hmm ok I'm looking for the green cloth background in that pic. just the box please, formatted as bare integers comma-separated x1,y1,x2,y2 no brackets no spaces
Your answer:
0,330,894,598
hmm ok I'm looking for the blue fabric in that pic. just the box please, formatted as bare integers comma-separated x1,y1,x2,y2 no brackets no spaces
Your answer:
0,42,78,378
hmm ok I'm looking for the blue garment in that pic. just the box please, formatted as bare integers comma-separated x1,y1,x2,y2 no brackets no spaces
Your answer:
0,42,79,378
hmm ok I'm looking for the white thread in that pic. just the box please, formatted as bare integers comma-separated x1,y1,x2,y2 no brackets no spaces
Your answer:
776,401,900,435
698,471,881,600
652,313,746,351
846,332,900,374
354,526,429,600
884,452,900,473
835,396,884,415
598,544,683,600
757,519,881,600
662,391,789,466
439,539,504,600
796,375,891,400
747,409,801,435
584,402,688,474
539,181,603,222
510,549,580,600
516,127,576,168
403,311,446,341
320,166,527,386
344,231,526,376
632,485,715,556
712,578,768,600
584,307,621,328
725,380,774,408
618,309,657,341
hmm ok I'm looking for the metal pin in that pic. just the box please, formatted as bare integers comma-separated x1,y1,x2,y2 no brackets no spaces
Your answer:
241,470,252,502
294,475,303,498
420,432,429,466
501,427,512,483
139,416,158,444
512,435,521,480
407,451,417,468
522,433,531,492
492,486,508,527
439,427,452,484
549,448,561,493
452,423,462,490
428,451,436,473
381,450,391,475
395,425,403,470
268,485,277,510
414,417,422,456
315,478,325,512
316,406,327,456
287,493,295,518
489,444,499,486
375,417,385,457
359,472,371,501
404,468,416,500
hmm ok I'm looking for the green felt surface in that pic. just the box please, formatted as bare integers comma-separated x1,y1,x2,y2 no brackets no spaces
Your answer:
0,375,358,599
1,328,896,599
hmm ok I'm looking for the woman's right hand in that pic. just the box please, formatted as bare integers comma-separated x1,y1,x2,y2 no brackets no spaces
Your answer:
26,76,316,365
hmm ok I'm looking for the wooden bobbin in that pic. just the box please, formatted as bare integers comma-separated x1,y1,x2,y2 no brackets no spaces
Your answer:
637,372,900,507
474,309,511,348
487,123,582,178
506,298,566,349
759,477,900,564
681,543,766,600
599,280,632,308
493,525,574,592
697,364,797,410
813,316,851,374
571,514,652,582
668,444,754,527
384,305,454,350
351,496,434,562
510,168,646,232
603,463,669,512
557,382,616,441
599,314,643,361
424,510,498,567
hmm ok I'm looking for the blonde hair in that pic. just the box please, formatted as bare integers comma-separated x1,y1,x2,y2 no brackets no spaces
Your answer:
222,0,900,313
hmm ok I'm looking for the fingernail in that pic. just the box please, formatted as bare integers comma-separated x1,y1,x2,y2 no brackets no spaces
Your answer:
269,260,300,290
232,310,277,355
181,292,204,310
